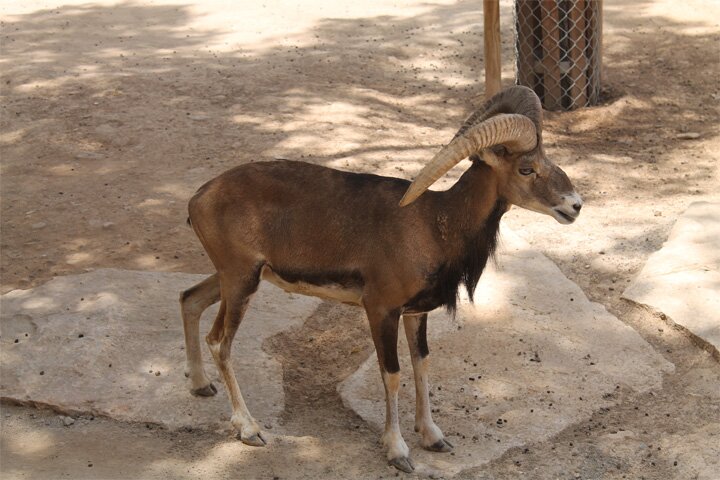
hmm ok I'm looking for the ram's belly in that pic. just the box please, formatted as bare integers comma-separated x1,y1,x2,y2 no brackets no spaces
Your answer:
260,265,363,305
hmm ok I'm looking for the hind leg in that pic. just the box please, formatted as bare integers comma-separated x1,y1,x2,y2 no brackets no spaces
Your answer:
206,274,265,446
180,273,221,396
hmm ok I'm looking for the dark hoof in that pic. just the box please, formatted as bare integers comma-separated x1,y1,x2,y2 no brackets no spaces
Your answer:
425,438,454,453
191,383,218,397
388,456,415,473
239,432,267,447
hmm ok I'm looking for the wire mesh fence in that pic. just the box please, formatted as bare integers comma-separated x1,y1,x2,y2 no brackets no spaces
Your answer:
514,0,602,111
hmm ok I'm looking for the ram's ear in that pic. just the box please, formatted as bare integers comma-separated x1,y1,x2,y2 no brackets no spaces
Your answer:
480,148,503,167
490,145,509,157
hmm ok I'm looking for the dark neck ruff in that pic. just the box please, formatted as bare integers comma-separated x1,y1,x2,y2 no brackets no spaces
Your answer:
405,199,507,315
441,198,506,313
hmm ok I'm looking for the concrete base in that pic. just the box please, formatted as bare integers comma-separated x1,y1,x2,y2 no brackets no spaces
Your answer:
623,201,720,354
339,227,674,476
0,269,321,430
0,229,676,477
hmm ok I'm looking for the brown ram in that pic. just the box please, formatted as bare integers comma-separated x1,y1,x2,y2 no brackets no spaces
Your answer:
180,86,582,473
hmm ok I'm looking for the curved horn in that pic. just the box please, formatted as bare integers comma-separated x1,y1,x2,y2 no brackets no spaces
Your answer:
399,113,536,207
454,85,543,142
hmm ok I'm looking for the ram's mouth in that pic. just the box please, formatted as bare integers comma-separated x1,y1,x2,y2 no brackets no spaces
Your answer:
553,209,577,224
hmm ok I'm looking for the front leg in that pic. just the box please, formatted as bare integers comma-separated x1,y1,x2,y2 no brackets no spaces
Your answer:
366,305,414,473
403,313,453,452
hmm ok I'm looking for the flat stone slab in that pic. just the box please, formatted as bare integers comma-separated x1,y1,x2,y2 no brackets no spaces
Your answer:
0,269,321,430
623,201,720,353
339,227,674,477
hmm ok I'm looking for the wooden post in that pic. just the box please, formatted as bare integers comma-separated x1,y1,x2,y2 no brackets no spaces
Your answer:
483,0,501,99
540,0,562,109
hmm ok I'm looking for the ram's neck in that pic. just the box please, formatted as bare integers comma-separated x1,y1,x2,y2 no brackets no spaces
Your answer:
430,160,506,312
440,160,505,241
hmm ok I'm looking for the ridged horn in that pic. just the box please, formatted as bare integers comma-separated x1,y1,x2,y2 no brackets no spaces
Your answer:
399,113,537,207
453,86,543,142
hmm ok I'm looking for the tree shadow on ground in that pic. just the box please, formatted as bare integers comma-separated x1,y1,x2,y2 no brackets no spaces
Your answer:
1,1,716,292
1,1,718,478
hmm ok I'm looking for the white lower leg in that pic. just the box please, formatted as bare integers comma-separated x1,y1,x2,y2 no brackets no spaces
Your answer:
381,371,410,460
182,306,212,390
412,356,445,447
185,350,212,390
207,342,261,438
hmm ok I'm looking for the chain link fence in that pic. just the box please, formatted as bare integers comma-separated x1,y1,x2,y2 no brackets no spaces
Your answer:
514,0,601,111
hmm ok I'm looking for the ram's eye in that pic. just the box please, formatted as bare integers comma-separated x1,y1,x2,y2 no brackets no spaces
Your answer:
519,167,534,176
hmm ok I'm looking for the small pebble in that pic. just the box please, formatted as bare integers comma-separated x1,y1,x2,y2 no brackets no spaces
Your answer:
75,152,105,160
61,415,75,426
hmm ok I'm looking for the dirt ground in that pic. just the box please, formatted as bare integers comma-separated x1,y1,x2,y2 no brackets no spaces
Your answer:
1,0,718,478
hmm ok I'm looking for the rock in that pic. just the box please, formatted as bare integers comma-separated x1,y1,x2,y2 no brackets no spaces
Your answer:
61,415,75,426
675,132,701,140
623,201,720,354
0,269,322,431
339,227,673,476
31,222,46,229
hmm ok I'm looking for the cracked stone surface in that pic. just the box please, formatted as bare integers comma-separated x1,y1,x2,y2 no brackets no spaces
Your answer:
0,269,321,430
339,227,675,476
0,233,677,477
623,201,720,354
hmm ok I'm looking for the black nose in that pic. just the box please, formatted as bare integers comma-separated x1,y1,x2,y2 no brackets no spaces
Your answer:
573,202,582,212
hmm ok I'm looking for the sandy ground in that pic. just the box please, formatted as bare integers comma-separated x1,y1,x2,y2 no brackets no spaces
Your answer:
1,0,719,478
